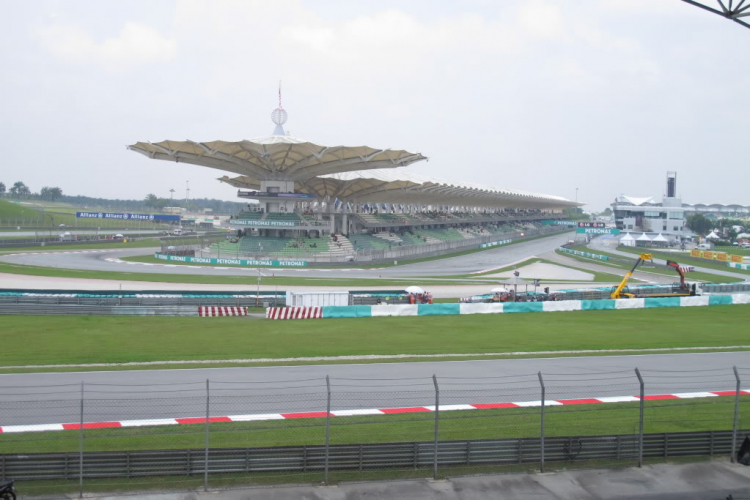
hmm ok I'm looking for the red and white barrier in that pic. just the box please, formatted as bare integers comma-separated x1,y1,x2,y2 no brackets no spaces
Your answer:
266,307,323,320
198,307,247,317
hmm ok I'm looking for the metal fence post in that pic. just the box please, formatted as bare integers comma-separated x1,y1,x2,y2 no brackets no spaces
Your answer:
433,374,440,480
732,366,741,463
635,368,644,467
538,372,545,473
325,375,331,485
204,379,209,492
79,381,84,499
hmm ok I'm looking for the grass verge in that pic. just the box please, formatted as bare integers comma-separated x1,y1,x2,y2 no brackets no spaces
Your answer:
1,305,749,371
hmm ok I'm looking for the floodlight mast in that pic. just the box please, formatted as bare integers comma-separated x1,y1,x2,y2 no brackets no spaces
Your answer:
680,0,750,30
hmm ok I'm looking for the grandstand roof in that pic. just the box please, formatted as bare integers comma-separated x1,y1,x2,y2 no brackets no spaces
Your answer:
127,134,427,182
130,106,580,210
220,168,579,209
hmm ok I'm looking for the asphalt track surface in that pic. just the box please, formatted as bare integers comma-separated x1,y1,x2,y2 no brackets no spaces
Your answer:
2,352,748,426
0,232,575,279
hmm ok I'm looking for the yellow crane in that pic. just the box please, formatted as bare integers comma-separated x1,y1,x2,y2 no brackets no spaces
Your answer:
610,253,652,299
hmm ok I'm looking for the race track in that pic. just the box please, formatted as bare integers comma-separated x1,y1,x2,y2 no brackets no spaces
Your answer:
0,232,575,279
1,352,747,426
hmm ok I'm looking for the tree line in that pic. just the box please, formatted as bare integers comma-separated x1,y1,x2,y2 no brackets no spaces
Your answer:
686,213,746,241
0,181,63,201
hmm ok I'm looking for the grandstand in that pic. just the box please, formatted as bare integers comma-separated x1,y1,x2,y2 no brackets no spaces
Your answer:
130,98,580,262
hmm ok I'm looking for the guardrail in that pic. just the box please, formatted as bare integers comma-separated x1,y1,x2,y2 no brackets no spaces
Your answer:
0,430,740,482
0,296,280,308
702,283,750,293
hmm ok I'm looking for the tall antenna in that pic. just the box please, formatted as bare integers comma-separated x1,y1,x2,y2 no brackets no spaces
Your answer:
271,81,288,135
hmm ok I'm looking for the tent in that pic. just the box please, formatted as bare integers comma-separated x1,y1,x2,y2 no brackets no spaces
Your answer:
636,233,652,242
620,233,636,247
706,231,720,240
652,233,668,246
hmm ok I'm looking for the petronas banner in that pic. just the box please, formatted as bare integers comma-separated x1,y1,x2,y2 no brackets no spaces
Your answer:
154,253,308,267
575,227,620,235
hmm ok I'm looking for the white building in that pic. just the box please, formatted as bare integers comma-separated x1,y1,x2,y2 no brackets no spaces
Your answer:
612,172,686,239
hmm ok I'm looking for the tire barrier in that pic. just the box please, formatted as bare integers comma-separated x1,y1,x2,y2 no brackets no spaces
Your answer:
198,306,248,317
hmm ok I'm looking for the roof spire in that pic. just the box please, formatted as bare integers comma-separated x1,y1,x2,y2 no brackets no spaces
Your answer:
271,80,288,136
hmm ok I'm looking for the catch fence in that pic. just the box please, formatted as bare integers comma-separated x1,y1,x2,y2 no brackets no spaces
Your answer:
0,366,748,495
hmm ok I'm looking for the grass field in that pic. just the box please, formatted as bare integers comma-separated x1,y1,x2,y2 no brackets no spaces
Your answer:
0,199,170,229
554,249,743,283
715,246,750,256
2,305,749,371
0,199,53,222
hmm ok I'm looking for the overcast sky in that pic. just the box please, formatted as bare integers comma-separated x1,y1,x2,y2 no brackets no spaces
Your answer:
1,0,747,211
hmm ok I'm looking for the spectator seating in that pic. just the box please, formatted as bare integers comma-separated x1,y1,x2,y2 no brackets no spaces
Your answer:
239,236,292,254
235,211,263,220
349,234,392,251
213,240,241,253
265,212,301,222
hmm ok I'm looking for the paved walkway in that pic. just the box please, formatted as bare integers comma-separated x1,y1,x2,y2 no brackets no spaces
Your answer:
79,461,750,500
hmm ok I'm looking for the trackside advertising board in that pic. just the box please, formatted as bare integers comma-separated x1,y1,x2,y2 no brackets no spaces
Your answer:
541,220,577,226
480,239,512,249
575,227,620,235
558,247,609,261
691,249,744,264
154,253,308,267
229,219,298,227
77,212,181,222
